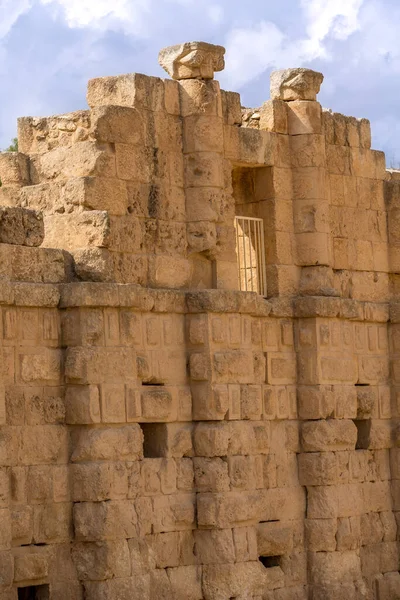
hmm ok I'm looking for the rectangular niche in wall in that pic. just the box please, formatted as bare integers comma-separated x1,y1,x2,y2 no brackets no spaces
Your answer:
18,585,50,600
232,166,269,297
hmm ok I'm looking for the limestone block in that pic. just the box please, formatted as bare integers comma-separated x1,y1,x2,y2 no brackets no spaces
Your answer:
18,425,68,465
88,72,165,113
0,152,29,187
193,457,229,494
297,386,335,420
71,462,128,502
71,425,143,462
237,128,273,166
91,105,145,145
178,79,222,118
152,493,196,532
202,561,273,599
291,134,325,170
375,572,400,599
191,382,229,420
298,452,338,485
301,419,357,452
83,577,150,600
183,115,224,153
213,349,257,383
65,347,137,384
99,383,126,423
356,386,376,418
186,187,221,222
305,518,337,552
65,386,101,424
0,244,69,283
72,247,114,282
213,260,239,291
141,388,177,421
0,185,20,208
221,90,242,125
43,212,110,250
167,565,203,600
0,207,44,247
287,101,322,135
148,255,192,288
194,529,235,564
0,551,13,587
360,512,384,546
63,177,129,215
309,550,362,586
72,540,131,580
13,551,48,583
30,141,115,183
33,502,72,543
197,490,264,528
74,500,137,541
159,42,225,80
0,509,11,549
184,152,223,188
334,386,357,419
336,516,361,551
259,99,288,133
266,352,296,385
270,68,324,101
257,521,293,556
193,422,230,457
146,531,180,568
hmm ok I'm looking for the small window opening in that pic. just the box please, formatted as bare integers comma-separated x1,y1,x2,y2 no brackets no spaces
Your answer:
259,555,281,569
353,419,372,450
142,381,165,386
140,423,167,458
235,216,267,296
18,585,50,600
355,383,370,387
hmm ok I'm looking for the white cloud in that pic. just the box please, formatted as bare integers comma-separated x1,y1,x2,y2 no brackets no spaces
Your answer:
39,0,152,35
221,20,286,89
301,0,364,59
0,0,32,39
222,0,365,89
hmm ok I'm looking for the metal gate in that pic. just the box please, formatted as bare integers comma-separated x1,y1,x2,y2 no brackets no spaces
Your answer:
234,216,267,296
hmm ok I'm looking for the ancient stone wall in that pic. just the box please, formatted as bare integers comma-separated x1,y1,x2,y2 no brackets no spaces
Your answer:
0,41,399,599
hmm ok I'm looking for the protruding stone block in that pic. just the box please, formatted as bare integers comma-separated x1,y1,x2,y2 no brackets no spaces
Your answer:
0,152,29,187
158,41,225,80
270,68,324,102
0,207,44,246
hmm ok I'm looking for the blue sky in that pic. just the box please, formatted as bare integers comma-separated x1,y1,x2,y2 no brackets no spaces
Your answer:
1,0,400,165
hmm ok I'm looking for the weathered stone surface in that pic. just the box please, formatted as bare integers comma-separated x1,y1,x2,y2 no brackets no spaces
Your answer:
159,41,225,80
270,68,324,101
0,207,44,246
0,152,29,187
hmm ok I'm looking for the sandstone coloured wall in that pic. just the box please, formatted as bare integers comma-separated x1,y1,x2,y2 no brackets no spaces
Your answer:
0,41,399,600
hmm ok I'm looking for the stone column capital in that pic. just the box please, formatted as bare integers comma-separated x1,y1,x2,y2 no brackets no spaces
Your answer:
158,41,225,80
270,68,324,101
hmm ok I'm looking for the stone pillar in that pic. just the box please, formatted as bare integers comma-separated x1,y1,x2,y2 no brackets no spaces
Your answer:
159,42,239,290
270,68,333,296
